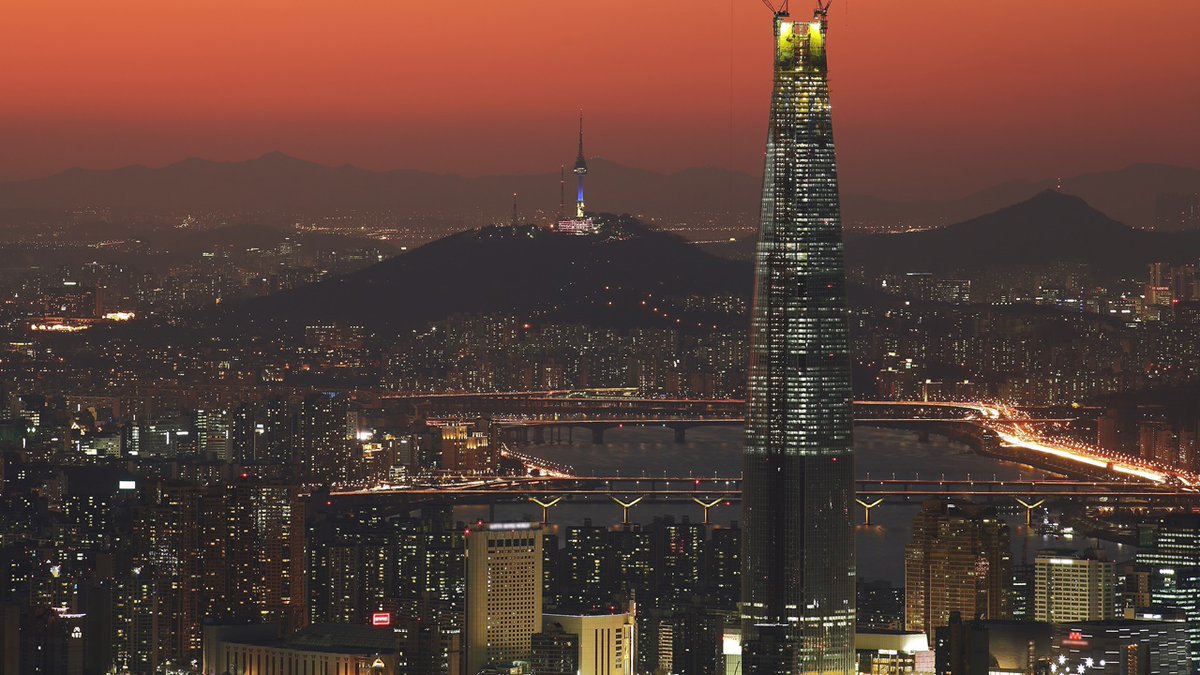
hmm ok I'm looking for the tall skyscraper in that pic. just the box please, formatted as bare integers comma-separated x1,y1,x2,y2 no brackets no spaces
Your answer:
465,523,544,675
739,2,856,673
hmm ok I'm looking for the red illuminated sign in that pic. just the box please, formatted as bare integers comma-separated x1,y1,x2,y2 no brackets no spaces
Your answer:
371,612,391,627
1062,630,1088,647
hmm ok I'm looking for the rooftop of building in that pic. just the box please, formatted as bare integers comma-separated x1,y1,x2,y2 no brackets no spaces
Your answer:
215,623,397,656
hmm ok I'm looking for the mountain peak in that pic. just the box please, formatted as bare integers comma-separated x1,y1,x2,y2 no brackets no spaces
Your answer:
951,188,1127,240
254,151,311,165
844,191,1193,274
1026,187,1085,204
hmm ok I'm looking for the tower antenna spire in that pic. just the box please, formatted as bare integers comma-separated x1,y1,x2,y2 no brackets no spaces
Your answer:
577,112,584,157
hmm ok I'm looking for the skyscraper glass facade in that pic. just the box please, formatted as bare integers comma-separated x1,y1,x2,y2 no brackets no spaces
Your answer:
740,6,855,674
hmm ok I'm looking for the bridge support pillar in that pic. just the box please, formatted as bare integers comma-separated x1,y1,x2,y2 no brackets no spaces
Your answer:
855,498,884,526
592,428,604,445
674,427,687,444
692,497,721,525
529,496,563,524
1015,498,1045,527
612,496,644,524
532,427,545,445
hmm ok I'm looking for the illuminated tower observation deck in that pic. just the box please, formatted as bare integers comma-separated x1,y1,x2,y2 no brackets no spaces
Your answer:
740,4,855,674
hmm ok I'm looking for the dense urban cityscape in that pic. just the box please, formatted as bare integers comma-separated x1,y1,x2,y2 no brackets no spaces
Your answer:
2,1,1200,674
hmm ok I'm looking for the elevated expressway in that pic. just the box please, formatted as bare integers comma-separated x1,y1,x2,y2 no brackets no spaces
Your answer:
377,390,1196,488
336,392,1200,525
332,476,1200,525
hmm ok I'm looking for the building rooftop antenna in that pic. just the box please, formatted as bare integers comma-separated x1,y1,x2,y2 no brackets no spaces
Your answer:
574,112,587,173
760,0,786,15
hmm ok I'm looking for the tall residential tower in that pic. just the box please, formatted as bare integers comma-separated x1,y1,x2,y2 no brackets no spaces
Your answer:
740,3,855,673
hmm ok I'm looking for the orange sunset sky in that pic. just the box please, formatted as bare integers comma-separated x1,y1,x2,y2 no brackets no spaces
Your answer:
2,0,1198,199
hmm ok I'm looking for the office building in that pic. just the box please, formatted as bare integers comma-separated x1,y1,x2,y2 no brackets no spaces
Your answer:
1034,549,1116,623
739,3,856,672
203,623,396,675
854,630,931,674
531,623,579,675
195,408,232,461
541,611,635,675
466,523,544,675
933,615,1051,675
1051,620,1190,675
1135,514,1200,670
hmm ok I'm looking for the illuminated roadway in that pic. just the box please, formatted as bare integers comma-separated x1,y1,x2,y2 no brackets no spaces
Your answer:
979,402,1196,487
378,391,1200,489
331,476,1200,509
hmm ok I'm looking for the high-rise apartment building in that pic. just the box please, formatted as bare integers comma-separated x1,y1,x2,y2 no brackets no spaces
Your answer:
465,523,544,675
1033,549,1116,623
739,2,856,672
905,501,1011,638
1139,419,1176,463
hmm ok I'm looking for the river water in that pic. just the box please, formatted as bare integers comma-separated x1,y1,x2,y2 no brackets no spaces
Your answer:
489,426,1131,584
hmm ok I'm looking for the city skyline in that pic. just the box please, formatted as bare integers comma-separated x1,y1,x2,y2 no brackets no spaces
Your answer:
2,1,1200,674
2,1,1199,200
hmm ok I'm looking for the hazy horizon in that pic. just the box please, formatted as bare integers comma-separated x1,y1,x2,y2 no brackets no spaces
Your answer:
4,0,1198,201
4,149,1198,205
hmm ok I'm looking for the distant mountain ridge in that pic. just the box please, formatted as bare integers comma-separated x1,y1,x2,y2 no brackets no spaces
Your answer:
1,154,1195,233
0,153,762,226
104,192,1192,341
844,163,1200,231
845,190,1200,274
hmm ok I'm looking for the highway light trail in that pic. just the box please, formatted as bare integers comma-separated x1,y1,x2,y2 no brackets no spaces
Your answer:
977,402,1194,487
500,445,575,478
